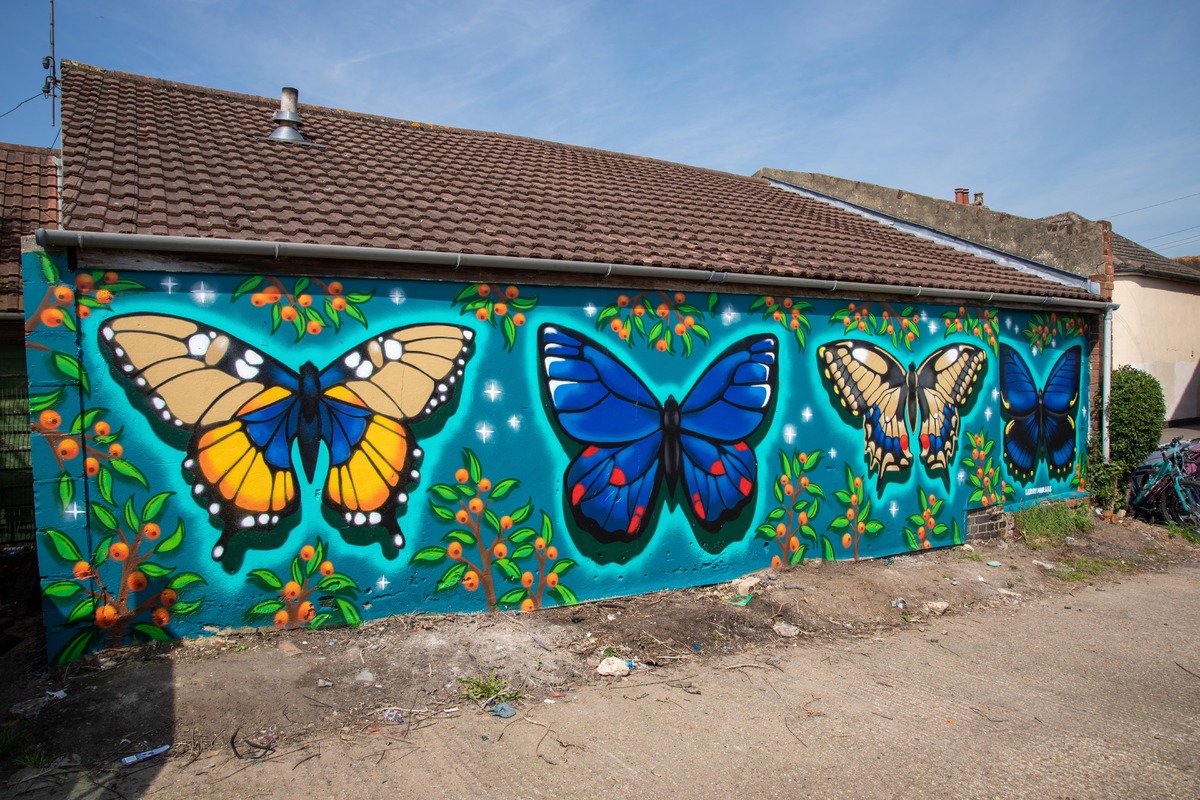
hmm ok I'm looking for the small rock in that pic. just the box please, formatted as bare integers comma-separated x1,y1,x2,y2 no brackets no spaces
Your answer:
959,543,975,553
923,601,950,616
773,621,800,638
732,576,762,596
1032,559,1056,570
277,641,301,656
597,657,631,677
316,678,334,689
1065,536,1077,545
354,670,375,684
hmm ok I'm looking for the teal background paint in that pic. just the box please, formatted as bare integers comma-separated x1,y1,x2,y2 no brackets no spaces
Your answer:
23,250,1092,664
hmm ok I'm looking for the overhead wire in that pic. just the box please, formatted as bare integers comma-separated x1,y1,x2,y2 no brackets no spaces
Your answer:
0,92,45,121
1102,191,1200,219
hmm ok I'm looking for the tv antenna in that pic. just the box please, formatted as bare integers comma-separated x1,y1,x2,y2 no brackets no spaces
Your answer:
42,0,59,126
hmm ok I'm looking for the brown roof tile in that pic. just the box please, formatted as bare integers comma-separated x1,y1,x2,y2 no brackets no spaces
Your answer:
59,62,1095,302
0,142,58,311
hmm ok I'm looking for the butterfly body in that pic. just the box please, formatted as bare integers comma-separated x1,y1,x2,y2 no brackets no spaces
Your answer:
540,326,777,542
818,340,986,485
999,344,1081,480
101,314,474,559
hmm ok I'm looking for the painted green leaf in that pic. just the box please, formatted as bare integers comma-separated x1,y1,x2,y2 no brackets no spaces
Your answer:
789,544,806,565
551,558,576,575
93,535,112,566
344,290,373,304
247,569,283,590
167,571,206,591
595,305,619,330
317,573,360,593
139,562,173,579
28,387,64,412
410,546,447,563
865,520,885,534
39,253,60,283
344,303,368,328
830,516,849,530
231,275,263,301
510,500,533,525
57,471,74,513
550,584,578,606
428,501,456,522
249,598,286,615
309,612,333,630
834,490,851,504
335,597,362,627
270,301,282,333
123,497,140,535
54,628,96,666
443,529,477,545
132,623,172,642
155,520,186,554
141,492,174,523
807,484,826,500
772,481,784,503
43,528,83,562
52,352,89,395
430,484,460,502
756,524,777,540
483,509,502,536
452,284,478,304
766,507,785,521
508,526,536,544
171,599,204,615
456,483,477,498
110,457,148,487
291,559,304,587
682,332,693,359
821,536,836,561
96,464,114,504
465,449,482,483
436,561,468,591
65,596,96,624
707,292,719,313
90,503,118,532
497,588,527,605
509,295,537,311
308,539,326,579
489,478,518,501
43,580,83,598
493,558,521,582
510,543,535,560
501,315,517,351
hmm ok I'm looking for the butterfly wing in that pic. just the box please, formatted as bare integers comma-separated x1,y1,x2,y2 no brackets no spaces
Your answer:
317,324,475,547
999,343,1041,480
1040,345,1082,477
539,325,664,541
100,314,304,559
817,341,912,480
677,335,778,530
914,344,987,474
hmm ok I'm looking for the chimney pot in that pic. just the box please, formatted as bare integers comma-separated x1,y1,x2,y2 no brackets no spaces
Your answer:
974,191,985,206
954,187,969,204
268,87,306,143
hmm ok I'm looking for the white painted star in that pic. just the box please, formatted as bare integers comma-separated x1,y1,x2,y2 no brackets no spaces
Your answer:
161,276,178,294
927,321,938,335
375,575,391,591
919,310,928,322
475,422,494,443
507,415,522,431
1050,338,1057,348
992,388,1000,402
390,288,406,305
1005,317,1012,330
483,380,502,402
889,501,898,518
782,424,797,444
957,469,966,485
584,303,597,318
720,305,741,326
984,408,993,422
64,502,85,521
191,282,216,306
1031,345,1039,357
829,448,837,459
800,407,813,423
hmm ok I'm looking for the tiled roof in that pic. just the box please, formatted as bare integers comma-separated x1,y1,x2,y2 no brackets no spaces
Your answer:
1,142,58,311
1111,234,1200,284
60,62,1095,302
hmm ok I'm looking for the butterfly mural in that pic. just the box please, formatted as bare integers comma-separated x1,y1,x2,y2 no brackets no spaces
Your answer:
998,344,1082,481
539,325,778,543
100,313,474,559
817,340,987,486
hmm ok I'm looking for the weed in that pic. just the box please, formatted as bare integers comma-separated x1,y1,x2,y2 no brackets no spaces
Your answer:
457,670,523,706
1015,503,1093,549
14,747,51,769
601,646,618,658
959,551,984,562
900,610,913,623
1050,558,1129,582
1167,523,1200,544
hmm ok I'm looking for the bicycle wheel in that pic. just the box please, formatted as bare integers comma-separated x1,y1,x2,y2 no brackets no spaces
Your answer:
1162,478,1200,531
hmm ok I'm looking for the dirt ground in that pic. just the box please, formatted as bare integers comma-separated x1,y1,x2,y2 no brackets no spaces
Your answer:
2,516,1199,798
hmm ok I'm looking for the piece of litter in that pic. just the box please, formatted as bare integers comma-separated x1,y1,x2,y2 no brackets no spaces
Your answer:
46,690,67,700
488,702,517,719
986,561,1001,568
607,614,616,621
728,594,753,606
544,699,556,704
120,745,169,766
317,678,333,688
383,709,404,724
773,621,800,638
354,669,375,683
691,642,702,651
890,598,907,609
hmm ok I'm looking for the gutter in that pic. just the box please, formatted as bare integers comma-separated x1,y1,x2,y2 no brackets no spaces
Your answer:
35,229,1119,312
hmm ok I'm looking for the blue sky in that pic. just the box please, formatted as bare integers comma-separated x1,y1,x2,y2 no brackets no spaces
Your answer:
2,1,1198,254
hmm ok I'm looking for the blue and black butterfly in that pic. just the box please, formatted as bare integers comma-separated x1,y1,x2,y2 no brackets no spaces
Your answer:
998,344,1081,481
100,313,474,559
817,340,987,486
538,325,778,542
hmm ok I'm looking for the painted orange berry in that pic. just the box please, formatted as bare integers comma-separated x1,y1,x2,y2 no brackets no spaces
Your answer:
857,521,865,534
478,478,492,492
850,494,858,506
545,546,558,560
520,598,535,613
610,318,622,332
319,560,334,576
521,571,535,589
297,294,313,307
331,296,347,311
789,536,800,553
921,540,932,550
283,580,301,600
96,604,119,629
771,555,783,570
790,319,800,330
474,308,489,321
306,320,322,336
38,410,61,430
140,522,161,540
846,508,855,521
618,328,630,340
477,284,491,297
76,274,95,292
513,313,526,326
54,285,74,303
298,601,315,622
546,572,559,588
800,476,809,489
251,292,268,306
775,523,787,536
656,304,670,318
784,484,794,497
617,295,630,308
853,477,862,490
468,498,484,514
773,311,783,322
784,298,793,308
103,271,119,284
40,308,63,327
675,323,687,335
798,511,808,526
534,537,546,551
633,305,645,317
108,542,129,561
327,281,343,295
842,533,853,549
500,515,513,531
463,571,480,591
455,509,470,524
674,292,686,303
159,588,177,607
493,303,508,316
281,306,298,322
72,560,92,580
493,543,508,559
448,541,463,559
274,609,289,627
56,438,80,460
918,526,926,538
655,340,668,352
505,286,519,300
94,420,111,436
152,607,170,627
300,545,316,561
455,468,469,484
263,286,282,303
108,443,124,458
95,288,114,304
127,570,148,592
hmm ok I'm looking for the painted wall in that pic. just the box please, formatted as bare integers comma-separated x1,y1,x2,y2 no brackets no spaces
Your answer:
1113,274,1200,422
24,249,1091,664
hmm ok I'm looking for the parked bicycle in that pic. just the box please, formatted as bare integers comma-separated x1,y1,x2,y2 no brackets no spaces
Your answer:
1127,438,1200,531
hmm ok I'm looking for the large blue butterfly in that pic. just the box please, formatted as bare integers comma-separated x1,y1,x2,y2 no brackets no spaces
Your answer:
998,344,1081,481
539,325,777,542
100,314,474,559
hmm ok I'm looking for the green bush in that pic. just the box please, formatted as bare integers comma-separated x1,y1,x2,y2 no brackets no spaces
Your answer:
1107,366,1165,476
